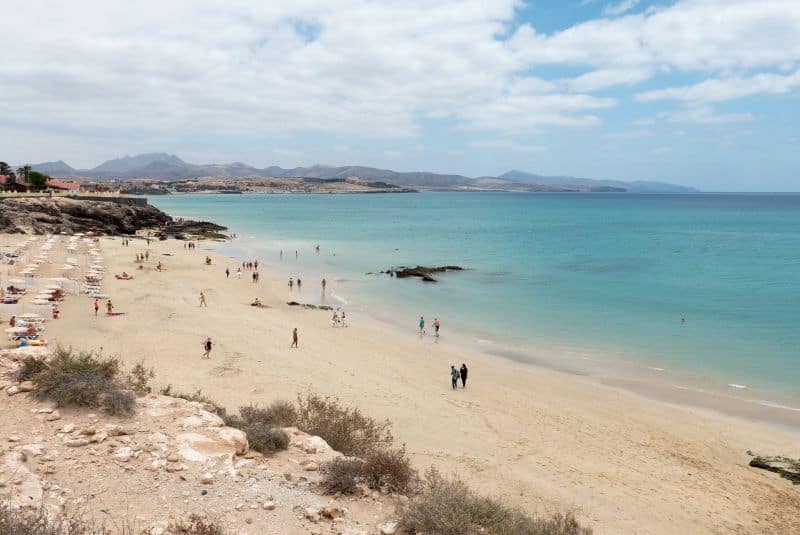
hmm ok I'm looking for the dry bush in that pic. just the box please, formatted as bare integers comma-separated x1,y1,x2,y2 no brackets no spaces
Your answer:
295,393,393,456
168,514,228,534
320,457,365,495
400,468,592,535
0,503,111,535
239,400,297,427
32,346,136,416
158,385,219,408
361,445,417,493
125,361,154,395
16,356,47,382
243,424,290,453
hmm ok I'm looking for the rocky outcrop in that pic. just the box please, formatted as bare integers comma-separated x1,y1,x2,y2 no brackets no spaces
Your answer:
388,265,464,282
155,220,228,241
0,197,170,235
286,301,334,311
750,455,800,484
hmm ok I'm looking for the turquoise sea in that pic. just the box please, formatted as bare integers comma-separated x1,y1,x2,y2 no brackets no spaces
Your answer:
150,193,800,416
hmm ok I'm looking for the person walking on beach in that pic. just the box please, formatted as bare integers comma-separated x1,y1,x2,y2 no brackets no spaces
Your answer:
202,337,213,359
145,250,149,261
288,277,294,290
460,363,468,388
450,366,459,390
297,278,302,289
340,310,347,327
419,316,426,337
93,298,99,316
106,300,113,315
225,267,230,279
199,292,207,307
236,267,242,279
291,328,299,348
433,317,441,342
321,278,326,292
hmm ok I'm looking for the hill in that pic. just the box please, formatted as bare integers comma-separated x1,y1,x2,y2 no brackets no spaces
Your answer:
24,153,696,192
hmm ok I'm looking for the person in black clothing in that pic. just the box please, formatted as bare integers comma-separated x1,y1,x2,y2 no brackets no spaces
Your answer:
460,363,468,388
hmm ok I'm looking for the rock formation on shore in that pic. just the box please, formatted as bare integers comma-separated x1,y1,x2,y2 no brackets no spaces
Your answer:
386,265,464,282
0,197,170,235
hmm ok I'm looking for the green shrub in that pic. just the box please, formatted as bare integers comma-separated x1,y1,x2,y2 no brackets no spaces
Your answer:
32,347,135,415
0,503,111,535
321,457,365,495
295,393,393,456
400,468,592,535
169,514,229,534
159,385,219,408
244,424,290,453
239,400,297,427
125,360,154,395
361,445,417,493
16,356,47,382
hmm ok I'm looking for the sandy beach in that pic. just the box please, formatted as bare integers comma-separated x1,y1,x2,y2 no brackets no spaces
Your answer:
6,234,799,534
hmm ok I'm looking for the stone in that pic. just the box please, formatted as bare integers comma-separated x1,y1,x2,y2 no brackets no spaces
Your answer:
322,501,345,519
301,460,319,471
34,407,54,414
167,453,180,462
217,427,249,455
113,447,133,462
8,435,21,442
79,427,96,436
284,471,294,481
6,386,20,396
378,521,398,535
200,472,214,484
45,411,61,422
305,506,321,523
65,438,89,447
61,424,76,433
105,424,131,437
18,381,35,392
262,500,276,511
90,431,108,443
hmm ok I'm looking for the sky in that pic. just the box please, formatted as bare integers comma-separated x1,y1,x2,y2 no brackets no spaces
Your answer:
1,0,799,191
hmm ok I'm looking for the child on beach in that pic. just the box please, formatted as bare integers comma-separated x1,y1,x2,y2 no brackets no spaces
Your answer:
450,366,459,390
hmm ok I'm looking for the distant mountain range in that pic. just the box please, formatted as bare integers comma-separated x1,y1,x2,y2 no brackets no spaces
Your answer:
28,152,697,193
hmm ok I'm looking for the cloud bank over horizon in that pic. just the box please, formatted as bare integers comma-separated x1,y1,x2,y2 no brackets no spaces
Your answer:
1,0,799,191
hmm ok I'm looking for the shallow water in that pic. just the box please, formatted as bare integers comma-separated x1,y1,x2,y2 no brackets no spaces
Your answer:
151,192,800,406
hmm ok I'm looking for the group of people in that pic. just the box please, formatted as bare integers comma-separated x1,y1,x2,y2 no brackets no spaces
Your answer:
184,242,197,250
331,308,347,327
418,316,441,341
450,364,468,389
135,251,150,263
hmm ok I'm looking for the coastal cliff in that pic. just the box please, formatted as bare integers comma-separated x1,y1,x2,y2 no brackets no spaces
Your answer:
0,197,171,235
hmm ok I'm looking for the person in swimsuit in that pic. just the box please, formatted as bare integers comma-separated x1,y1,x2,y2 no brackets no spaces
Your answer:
291,328,299,348
93,299,99,316
419,316,425,337
434,318,440,341
225,267,230,279
321,278,326,291
202,337,213,359
288,277,294,290
297,278,302,289
199,292,207,307
106,300,113,315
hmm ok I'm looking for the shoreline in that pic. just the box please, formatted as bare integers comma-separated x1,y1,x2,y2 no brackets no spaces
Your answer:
20,232,800,533
206,228,800,433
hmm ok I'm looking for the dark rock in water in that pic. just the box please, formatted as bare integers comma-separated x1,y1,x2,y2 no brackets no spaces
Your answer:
156,220,228,241
287,301,333,311
0,197,171,235
390,265,464,282
749,455,800,484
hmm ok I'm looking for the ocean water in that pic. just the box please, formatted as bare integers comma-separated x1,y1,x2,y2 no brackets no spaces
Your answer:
150,192,800,406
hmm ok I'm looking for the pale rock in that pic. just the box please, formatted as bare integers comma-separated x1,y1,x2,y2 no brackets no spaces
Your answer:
78,427,96,436
200,472,214,484
61,424,76,434
45,411,61,422
305,505,322,523
105,424,131,437
90,430,108,443
65,438,89,447
166,453,180,463
8,435,21,442
34,407,54,414
262,500,276,511
18,381,35,392
113,446,133,462
323,501,345,519
377,521,398,535
217,427,248,455
301,460,319,471
6,386,20,396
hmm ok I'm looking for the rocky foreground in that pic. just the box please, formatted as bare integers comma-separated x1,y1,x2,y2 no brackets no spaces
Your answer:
0,197,226,239
0,347,400,535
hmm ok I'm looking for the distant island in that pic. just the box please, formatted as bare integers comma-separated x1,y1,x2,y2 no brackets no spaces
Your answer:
23,153,697,194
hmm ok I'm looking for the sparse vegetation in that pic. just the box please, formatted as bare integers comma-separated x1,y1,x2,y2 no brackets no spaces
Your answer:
243,424,290,453
0,503,111,535
294,393,393,456
125,361,155,395
168,514,229,534
159,385,220,410
400,468,593,535
361,445,417,493
31,346,136,416
239,400,297,428
16,356,47,382
320,457,365,495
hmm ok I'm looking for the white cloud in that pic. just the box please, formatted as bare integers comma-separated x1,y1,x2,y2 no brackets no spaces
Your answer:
636,70,800,103
603,0,640,17
602,129,653,139
659,106,756,124
650,146,673,154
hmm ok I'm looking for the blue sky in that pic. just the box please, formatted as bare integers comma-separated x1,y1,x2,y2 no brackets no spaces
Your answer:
1,0,799,191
